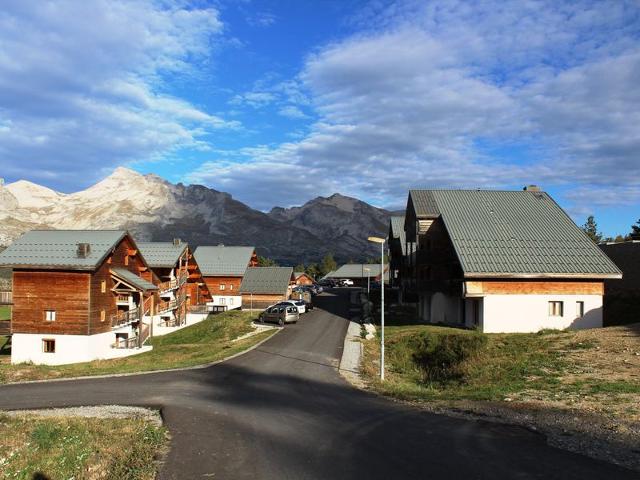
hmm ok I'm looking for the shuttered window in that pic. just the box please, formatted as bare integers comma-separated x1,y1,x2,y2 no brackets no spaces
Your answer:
548,301,563,317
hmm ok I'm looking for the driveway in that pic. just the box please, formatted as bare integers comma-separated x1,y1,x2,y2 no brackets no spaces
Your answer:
0,290,635,479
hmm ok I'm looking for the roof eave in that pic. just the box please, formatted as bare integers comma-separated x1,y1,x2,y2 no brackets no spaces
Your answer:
0,264,96,271
464,272,623,280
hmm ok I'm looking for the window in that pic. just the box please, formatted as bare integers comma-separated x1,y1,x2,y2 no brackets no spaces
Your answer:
220,297,226,305
576,301,585,318
548,301,563,317
42,339,55,353
100,310,106,322
229,298,234,305
220,284,225,291
124,255,129,266
44,310,56,322
229,284,233,291
101,280,107,293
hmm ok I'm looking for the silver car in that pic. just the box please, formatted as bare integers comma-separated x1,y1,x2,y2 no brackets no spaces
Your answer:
259,305,299,326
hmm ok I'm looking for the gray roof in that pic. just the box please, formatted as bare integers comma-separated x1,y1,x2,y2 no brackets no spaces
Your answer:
0,230,127,270
408,189,622,278
328,264,388,279
138,242,188,268
389,216,408,255
111,267,158,291
240,267,293,294
194,246,255,276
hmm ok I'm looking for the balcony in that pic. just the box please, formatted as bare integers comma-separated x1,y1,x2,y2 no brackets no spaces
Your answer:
0,291,11,305
115,294,130,305
111,307,141,328
157,299,177,314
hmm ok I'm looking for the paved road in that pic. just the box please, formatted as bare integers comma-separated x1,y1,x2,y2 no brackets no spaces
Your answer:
0,290,635,479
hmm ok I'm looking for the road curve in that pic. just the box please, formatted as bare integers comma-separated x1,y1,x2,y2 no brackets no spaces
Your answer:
0,290,635,479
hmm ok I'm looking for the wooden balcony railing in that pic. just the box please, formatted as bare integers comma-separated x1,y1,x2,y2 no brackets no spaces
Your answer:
112,335,139,349
0,292,12,305
156,299,177,314
116,294,130,303
158,273,188,293
111,307,141,328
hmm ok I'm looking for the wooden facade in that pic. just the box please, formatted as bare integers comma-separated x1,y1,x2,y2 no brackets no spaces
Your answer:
12,234,153,337
241,293,287,310
294,273,314,286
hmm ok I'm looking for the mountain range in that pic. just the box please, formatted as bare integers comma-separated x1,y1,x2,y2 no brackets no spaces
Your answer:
0,168,393,265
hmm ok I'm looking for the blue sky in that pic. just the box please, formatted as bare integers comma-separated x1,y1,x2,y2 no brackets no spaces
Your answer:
0,0,639,237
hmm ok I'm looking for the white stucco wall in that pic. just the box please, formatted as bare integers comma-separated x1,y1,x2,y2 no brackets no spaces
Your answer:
209,295,241,310
153,312,209,336
481,294,603,333
11,330,152,366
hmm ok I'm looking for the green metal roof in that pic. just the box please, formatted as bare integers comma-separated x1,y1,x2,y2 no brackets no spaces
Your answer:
328,264,388,279
408,189,622,278
240,267,293,294
111,267,158,291
137,241,188,268
0,230,127,270
194,246,255,276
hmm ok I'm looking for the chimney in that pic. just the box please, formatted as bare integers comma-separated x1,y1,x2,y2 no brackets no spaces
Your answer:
523,185,541,192
77,243,91,258
173,238,181,246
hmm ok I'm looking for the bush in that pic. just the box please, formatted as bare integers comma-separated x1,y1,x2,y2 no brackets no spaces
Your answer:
411,331,488,384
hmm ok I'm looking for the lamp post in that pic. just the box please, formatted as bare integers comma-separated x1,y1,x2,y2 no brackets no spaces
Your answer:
364,267,371,297
367,236,386,381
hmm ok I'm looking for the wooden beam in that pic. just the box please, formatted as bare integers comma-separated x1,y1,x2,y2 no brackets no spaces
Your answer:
127,249,137,256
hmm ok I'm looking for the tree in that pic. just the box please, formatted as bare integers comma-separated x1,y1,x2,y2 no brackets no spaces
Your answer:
631,219,640,240
307,263,321,280
257,255,278,267
294,263,305,273
581,215,602,243
321,253,337,276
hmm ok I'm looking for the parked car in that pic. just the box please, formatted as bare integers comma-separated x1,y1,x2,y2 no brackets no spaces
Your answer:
312,284,323,294
304,299,314,311
340,279,354,286
259,305,299,325
278,299,307,314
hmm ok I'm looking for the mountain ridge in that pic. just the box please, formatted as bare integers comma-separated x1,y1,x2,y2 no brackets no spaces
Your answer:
0,168,391,264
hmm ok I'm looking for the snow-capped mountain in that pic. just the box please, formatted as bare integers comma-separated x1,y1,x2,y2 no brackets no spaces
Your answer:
0,168,391,264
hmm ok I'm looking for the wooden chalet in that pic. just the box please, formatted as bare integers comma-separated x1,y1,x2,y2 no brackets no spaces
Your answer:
404,188,622,333
294,272,315,286
138,239,212,328
0,230,159,365
194,245,258,311
240,267,295,310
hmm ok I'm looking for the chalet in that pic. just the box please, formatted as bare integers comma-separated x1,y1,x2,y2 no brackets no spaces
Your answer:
194,246,258,311
240,267,295,310
325,264,389,287
137,240,212,333
0,230,158,365
599,241,640,326
388,216,416,301
405,188,622,333
294,272,315,286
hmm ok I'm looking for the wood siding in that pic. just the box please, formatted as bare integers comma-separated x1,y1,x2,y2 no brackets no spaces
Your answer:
204,276,242,295
466,281,604,296
241,293,287,310
295,274,314,285
12,270,90,335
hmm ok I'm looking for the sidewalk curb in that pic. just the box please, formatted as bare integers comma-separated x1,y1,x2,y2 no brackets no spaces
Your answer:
0,327,280,387
338,320,366,388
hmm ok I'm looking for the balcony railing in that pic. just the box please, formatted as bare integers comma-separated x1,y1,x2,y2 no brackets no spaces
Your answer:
0,292,11,305
112,336,139,349
157,273,188,294
111,307,141,328
116,294,130,304
157,299,177,314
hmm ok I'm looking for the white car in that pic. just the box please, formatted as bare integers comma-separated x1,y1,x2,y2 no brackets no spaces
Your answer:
277,300,307,314
341,279,354,286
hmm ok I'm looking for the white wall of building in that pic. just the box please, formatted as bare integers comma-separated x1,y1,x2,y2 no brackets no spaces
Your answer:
153,312,209,336
481,294,603,333
209,295,241,310
11,329,152,366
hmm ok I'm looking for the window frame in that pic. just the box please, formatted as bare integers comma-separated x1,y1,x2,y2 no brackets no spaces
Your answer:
44,310,56,322
42,339,56,353
548,301,564,317
576,301,585,318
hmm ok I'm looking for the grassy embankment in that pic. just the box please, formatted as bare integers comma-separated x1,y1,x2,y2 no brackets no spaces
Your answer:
0,310,275,384
361,305,640,419
0,306,9,321
0,414,166,480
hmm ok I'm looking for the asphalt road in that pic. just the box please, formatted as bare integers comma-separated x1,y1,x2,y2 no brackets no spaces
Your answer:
0,290,636,479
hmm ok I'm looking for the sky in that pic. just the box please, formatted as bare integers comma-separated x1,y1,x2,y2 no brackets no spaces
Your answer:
0,0,639,237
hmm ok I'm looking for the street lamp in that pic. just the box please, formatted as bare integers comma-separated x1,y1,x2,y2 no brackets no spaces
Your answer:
367,236,386,381
364,267,371,297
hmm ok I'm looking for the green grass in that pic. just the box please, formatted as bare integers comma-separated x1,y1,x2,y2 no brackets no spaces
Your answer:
0,310,276,384
0,306,10,321
0,414,166,480
362,324,640,402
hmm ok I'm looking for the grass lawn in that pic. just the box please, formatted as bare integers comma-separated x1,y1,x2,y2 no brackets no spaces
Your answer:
0,310,276,384
361,321,640,419
0,306,10,321
0,413,166,480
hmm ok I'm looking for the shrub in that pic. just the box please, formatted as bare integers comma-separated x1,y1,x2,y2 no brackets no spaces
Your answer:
411,331,488,384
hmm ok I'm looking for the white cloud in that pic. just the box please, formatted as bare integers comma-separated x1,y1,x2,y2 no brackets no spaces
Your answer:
192,0,640,215
0,0,232,188
278,106,308,119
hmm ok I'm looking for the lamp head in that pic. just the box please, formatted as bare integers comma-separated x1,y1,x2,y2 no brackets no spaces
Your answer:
367,236,385,244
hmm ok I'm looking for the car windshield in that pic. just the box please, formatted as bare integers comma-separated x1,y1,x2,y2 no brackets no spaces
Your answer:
295,301,304,306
